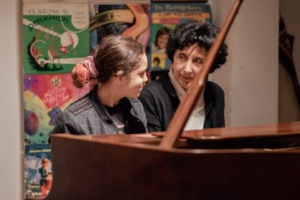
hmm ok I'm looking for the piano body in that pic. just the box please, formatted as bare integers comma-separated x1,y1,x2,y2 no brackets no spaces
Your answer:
41,0,300,199
45,122,300,200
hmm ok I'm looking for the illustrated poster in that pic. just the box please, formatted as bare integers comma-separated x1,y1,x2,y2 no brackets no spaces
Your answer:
88,3,151,55
24,144,52,198
22,3,89,74
23,74,89,144
150,3,212,79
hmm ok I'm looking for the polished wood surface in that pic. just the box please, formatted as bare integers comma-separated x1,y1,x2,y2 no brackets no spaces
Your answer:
45,122,300,200
156,121,300,148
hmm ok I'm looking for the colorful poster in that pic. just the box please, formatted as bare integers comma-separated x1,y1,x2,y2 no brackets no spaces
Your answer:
23,74,89,144
24,144,52,198
22,3,89,74
150,3,212,78
88,3,151,55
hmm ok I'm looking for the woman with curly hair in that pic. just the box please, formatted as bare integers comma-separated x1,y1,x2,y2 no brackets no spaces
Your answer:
139,21,228,132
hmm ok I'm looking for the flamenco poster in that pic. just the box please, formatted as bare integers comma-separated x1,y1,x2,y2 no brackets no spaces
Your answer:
22,3,89,74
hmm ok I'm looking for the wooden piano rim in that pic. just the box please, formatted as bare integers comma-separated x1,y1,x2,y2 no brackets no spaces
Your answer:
153,121,300,140
51,121,300,153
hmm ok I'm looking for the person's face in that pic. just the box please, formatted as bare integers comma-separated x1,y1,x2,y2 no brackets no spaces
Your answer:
157,33,169,49
172,44,207,91
122,52,148,98
153,60,159,66
43,160,49,167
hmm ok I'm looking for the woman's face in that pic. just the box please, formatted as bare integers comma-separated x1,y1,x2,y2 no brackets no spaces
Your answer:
172,44,207,90
157,33,169,49
122,52,148,98
43,160,49,167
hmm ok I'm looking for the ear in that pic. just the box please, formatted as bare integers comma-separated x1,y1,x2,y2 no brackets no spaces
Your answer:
115,70,125,85
116,70,124,77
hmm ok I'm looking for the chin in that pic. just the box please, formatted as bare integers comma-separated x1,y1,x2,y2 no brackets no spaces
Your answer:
179,83,189,90
129,93,140,99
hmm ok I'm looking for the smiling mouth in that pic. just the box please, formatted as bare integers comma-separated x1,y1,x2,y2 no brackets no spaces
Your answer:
180,75,193,83
139,85,144,91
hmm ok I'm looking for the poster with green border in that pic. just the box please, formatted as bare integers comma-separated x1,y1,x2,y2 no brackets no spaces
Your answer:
22,3,90,74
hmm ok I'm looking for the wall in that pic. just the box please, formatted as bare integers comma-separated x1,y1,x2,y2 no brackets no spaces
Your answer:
209,0,279,127
0,0,23,199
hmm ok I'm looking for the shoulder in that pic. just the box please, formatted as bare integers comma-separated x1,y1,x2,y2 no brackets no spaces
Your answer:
140,75,178,105
206,81,224,94
205,81,224,102
126,98,147,120
63,95,93,116
127,98,144,109
141,75,171,95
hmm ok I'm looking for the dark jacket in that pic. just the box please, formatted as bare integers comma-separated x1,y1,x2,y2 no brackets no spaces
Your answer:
39,167,47,186
138,75,225,132
52,85,147,135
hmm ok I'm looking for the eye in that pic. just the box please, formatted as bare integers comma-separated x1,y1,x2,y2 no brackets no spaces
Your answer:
177,54,185,61
139,71,146,77
194,58,203,66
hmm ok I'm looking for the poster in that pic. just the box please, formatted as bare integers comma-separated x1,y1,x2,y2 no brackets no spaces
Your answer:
88,3,151,55
150,3,212,79
24,144,52,198
22,3,89,74
23,74,89,144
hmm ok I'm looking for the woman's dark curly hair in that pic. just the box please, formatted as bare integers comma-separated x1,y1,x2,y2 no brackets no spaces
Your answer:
166,21,228,73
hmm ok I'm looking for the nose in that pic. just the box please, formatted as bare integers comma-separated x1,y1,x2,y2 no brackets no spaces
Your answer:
183,61,193,74
143,72,148,83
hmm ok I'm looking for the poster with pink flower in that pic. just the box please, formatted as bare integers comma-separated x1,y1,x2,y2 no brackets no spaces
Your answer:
24,74,90,144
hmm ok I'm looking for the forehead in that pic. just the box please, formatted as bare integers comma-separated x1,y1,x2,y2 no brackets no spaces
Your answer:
176,43,207,56
132,53,148,72
159,34,169,38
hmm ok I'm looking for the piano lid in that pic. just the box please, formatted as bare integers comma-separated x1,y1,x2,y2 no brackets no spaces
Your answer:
153,121,300,149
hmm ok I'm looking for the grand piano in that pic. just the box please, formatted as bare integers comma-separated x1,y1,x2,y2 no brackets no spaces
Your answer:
44,0,300,199
45,122,300,200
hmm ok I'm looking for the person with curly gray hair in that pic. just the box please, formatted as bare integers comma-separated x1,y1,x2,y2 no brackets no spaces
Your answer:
139,21,228,132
